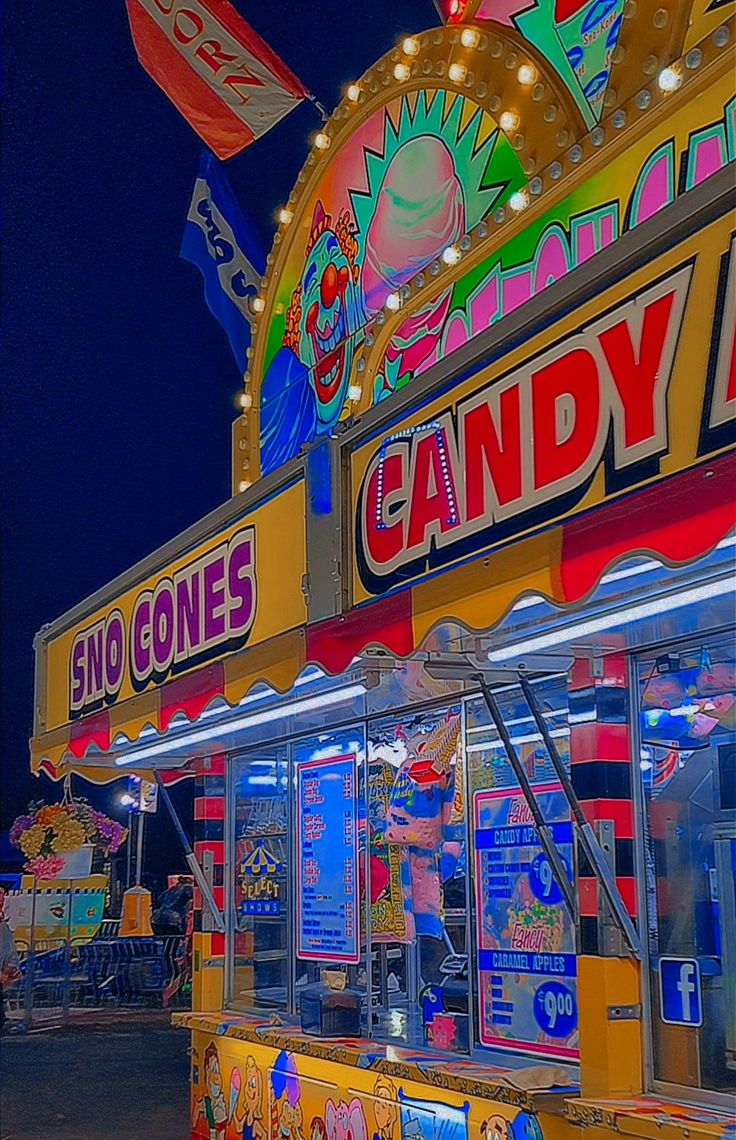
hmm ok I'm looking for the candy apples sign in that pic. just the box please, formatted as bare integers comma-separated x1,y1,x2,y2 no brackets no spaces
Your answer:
357,266,697,592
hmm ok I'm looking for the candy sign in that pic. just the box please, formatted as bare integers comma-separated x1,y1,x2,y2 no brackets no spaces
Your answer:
356,264,699,594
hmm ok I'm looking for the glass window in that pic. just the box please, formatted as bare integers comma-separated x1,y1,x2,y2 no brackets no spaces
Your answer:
637,635,736,1095
466,676,577,1061
229,747,289,1010
292,726,369,1034
367,704,469,1052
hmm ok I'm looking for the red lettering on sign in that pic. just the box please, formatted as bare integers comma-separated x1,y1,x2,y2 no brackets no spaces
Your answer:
532,349,600,490
222,66,267,103
365,452,406,568
464,385,523,521
172,7,203,42
195,39,237,74
598,290,676,449
407,430,459,550
726,326,736,404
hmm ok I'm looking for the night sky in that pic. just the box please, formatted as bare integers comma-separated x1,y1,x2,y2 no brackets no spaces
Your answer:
1,0,437,871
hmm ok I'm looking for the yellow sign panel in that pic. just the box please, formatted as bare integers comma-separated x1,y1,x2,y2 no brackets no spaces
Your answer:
43,480,308,734
351,212,735,602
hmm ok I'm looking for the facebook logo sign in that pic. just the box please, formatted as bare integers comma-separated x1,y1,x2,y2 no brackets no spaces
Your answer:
659,957,703,1026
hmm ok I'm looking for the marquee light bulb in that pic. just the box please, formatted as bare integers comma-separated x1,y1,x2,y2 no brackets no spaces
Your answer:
348,384,362,402
448,62,467,83
393,62,410,81
509,190,529,212
657,65,682,92
252,296,265,313
460,27,480,49
517,63,537,86
278,207,293,225
442,244,461,266
499,110,520,132
346,84,361,102
238,480,252,493
239,392,252,411
386,292,401,311
314,132,330,150
402,37,420,56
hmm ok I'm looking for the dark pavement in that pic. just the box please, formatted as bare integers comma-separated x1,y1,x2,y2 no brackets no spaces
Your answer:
0,1014,190,1139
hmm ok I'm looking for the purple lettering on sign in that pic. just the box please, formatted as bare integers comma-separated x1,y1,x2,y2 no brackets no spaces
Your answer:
71,640,86,711
132,595,152,683
176,570,201,658
203,557,227,641
152,584,175,672
88,626,104,700
228,534,255,632
104,611,125,696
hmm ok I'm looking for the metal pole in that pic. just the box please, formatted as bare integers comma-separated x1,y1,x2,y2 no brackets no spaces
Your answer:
135,811,145,886
126,812,133,892
153,773,225,934
61,879,72,1029
516,672,642,959
23,878,39,1032
472,673,578,920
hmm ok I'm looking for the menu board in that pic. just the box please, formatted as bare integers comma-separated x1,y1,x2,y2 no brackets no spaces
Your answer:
296,753,360,963
474,782,578,1059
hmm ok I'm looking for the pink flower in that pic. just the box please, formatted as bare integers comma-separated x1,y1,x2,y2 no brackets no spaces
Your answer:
26,854,65,880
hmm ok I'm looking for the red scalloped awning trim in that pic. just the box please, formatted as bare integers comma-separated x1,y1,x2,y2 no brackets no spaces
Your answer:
69,710,111,759
34,455,735,775
306,587,414,675
559,453,735,603
159,661,225,733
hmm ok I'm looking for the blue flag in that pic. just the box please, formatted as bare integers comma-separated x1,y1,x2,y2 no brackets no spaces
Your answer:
180,152,265,372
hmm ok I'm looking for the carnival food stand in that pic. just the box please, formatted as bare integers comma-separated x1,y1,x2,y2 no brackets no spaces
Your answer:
30,1,735,1138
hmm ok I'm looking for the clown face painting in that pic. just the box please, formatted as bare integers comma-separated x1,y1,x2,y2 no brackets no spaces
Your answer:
259,91,524,476
284,202,363,428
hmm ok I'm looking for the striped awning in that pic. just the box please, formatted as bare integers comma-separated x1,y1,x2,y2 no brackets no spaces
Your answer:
31,452,735,783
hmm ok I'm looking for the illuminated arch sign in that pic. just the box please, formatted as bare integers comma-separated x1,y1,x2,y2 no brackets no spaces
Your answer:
257,90,525,475
353,221,736,598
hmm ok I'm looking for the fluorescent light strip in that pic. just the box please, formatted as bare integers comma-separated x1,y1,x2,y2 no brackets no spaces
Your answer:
114,683,366,766
488,576,734,663
467,726,568,752
467,707,564,734
130,668,331,742
506,536,735,616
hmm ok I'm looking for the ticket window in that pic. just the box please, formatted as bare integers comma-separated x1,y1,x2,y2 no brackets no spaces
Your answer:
367,704,470,1052
230,747,290,1010
637,635,736,1096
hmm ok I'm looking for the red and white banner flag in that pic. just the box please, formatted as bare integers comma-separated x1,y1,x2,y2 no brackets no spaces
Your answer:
126,0,309,159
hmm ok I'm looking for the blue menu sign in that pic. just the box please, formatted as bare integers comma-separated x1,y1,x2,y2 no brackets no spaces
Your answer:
296,753,359,963
474,782,578,1060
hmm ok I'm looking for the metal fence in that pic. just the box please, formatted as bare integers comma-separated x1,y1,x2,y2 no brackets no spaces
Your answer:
5,929,191,1032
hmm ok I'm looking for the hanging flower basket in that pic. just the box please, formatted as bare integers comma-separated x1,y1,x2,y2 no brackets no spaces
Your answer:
10,800,128,879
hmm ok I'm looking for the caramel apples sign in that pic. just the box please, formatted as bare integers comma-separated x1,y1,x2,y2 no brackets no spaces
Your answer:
355,258,732,594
